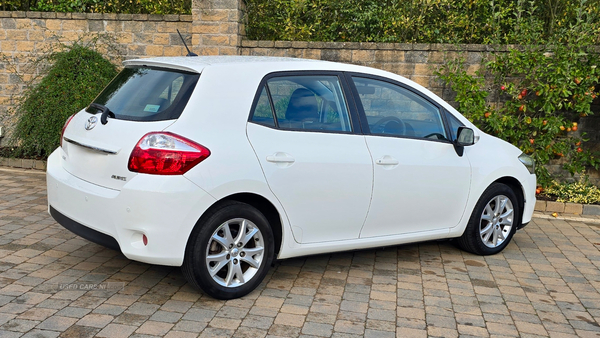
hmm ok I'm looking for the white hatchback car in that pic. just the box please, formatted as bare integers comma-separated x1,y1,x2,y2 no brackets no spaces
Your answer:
47,56,536,299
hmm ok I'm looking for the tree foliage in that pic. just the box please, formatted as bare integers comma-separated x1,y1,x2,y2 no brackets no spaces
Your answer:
246,0,600,44
435,0,600,187
0,0,191,14
10,41,118,158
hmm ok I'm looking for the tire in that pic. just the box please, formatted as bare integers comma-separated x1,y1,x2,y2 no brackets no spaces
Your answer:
457,183,520,255
182,201,274,299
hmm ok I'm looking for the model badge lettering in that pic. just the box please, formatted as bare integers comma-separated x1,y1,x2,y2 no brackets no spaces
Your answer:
111,175,126,181
85,116,98,130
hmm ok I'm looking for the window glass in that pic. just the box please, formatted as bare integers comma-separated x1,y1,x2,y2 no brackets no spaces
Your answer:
447,112,465,141
250,87,276,127
352,77,447,140
89,67,199,121
265,75,352,132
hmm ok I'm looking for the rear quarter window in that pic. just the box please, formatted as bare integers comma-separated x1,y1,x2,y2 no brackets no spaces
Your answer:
87,66,199,121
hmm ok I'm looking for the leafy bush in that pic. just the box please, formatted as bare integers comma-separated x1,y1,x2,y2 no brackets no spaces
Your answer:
0,0,191,14
544,176,600,204
10,41,117,158
435,0,600,188
245,0,600,44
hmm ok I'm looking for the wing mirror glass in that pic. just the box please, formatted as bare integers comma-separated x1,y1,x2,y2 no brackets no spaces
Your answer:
456,127,475,146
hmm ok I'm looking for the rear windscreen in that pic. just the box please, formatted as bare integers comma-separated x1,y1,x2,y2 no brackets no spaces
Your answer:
87,66,200,121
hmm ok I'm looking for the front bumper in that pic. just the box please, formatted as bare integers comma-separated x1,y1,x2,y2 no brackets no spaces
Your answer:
46,149,217,266
519,173,537,229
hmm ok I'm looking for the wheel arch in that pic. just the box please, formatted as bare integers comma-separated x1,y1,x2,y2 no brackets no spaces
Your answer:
493,176,525,227
186,192,283,259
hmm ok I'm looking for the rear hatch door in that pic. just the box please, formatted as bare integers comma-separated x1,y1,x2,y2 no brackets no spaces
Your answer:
61,65,201,190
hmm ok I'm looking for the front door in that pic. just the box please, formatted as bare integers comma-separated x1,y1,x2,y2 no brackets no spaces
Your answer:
348,75,472,238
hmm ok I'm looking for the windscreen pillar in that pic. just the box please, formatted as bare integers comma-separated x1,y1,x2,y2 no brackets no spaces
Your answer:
192,0,245,56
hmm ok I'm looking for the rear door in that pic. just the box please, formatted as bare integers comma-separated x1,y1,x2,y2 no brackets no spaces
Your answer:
61,66,200,190
246,73,373,244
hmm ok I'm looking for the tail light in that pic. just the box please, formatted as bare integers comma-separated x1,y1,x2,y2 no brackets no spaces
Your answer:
128,132,210,175
60,114,75,148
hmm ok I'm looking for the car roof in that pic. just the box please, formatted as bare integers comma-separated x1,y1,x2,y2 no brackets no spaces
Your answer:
124,56,378,74
123,56,477,130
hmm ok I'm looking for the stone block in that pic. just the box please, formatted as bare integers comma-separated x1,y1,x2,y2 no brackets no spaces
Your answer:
102,13,117,20
534,200,546,212
200,9,229,22
21,159,33,169
257,40,274,48
545,201,565,213
55,12,71,19
202,34,229,46
146,45,164,56
321,49,351,62
193,22,220,34
34,160,46,171
8,158,21,167
274,41,292,48
62,19,86,31
163,14,179,22
405,50,429,63
564,203,583,214
88,20,104,32
0,157,8,166
582,204,600,215
351,50,375,63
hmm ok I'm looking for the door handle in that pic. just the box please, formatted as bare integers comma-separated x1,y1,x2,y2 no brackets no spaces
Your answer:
376,156,399,166
266,153,295,163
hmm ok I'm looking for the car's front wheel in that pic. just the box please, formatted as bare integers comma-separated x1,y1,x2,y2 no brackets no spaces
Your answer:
457,183,520,255
182,201,274,299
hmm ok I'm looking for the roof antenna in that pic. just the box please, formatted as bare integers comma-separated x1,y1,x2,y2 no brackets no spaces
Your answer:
177,29,197,57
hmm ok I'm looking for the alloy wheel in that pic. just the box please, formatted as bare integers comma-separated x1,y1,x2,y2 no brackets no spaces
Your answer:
205,218,265,287
479,195,514,248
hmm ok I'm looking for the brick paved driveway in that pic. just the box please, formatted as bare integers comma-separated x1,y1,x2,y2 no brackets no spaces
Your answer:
1,167,600,338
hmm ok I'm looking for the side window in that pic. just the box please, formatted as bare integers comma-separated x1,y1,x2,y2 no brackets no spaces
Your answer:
447,112,464,141
250,87,276,127
262,75,352,132
352,77,447,140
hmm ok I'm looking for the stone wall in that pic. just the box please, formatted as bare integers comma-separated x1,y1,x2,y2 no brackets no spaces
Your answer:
0,0,599,186
240,40,488,102
0,11,193,145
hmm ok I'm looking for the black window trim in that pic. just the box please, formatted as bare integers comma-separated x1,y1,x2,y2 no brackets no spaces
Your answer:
247,70,364,135
343,72,454,144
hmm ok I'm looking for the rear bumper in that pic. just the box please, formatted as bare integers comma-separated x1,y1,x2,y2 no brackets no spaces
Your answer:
50,206,121,252
46,149,217,266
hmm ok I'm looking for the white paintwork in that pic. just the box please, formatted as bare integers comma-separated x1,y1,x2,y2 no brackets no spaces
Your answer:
360,136,471,238
246,123,373,243
62,111,174,190
46,55,536,268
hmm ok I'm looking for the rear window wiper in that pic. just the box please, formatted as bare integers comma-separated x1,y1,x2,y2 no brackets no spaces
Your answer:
89,103,115,125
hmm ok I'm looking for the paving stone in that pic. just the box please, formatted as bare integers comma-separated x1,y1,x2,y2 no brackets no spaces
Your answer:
96,323,137,338
36,315,77,331
0,170,600,338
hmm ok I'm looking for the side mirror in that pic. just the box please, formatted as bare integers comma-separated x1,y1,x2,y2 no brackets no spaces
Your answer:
456,127,475,147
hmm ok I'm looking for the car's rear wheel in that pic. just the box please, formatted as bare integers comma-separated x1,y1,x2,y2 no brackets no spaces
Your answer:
182,201,274,299
457,183,520,255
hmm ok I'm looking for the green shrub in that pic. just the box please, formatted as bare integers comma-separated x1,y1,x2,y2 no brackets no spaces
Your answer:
245,0,600,44
544,176,600,204
1,0,191,14
10,41,117,158
435,0,600,188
